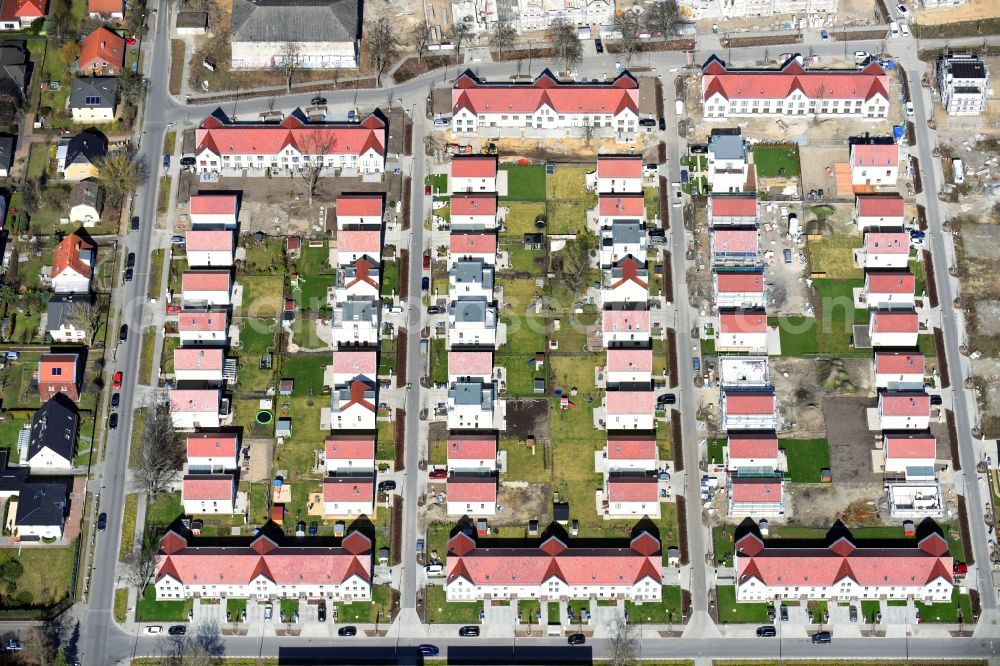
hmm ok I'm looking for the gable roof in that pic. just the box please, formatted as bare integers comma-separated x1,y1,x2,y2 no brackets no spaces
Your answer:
880,391,931,417
857,194,905,218
453,68,639,117
852,142,899,167
607,476,658,502
323,476,374,502
70,76,118,109
606,390,655,416
182,270,231,292
174,347,225,371
730,477,783,503
884,434,936,460
51,232,95,280
337,229,381,254
65,131,107,167
728,434,779,460
336,193,383,219
709,194,757,218
606,348,652,373
875,351,925,376
715,271,765,293
190,193,238,216
230,0,359,44
871,310,919,333
602,309,649,333
325,435,375,459
187,433,239,459
38,353,80,384
0,0,45,21
27,395,78,463
183,474,234,501
88,0,123,13
450,156,497,179
448,350,493,377
450,233,497,256
702,55,889,103
719,309,767,334
69,179,103,210
867,271,915,294
865,231,909,255
80,27,125,70
447,476,497,502
599,194,645,218
597,156,642,179
606,435,657,460
177,310,228,332
185,230,234,252
451,193,497,217
331,350,377,377
169,389,220,413
447,434,497,460
712,228,759,253
15,483,66,527
724,390,776,415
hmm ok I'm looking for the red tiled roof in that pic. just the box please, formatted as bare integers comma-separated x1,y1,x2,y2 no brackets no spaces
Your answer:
449,350,493,377
190,194,237,216
871,310,919,333
446,531,661,588
174,348,224,371
0,0,45,21
735,531,952,589
451,193,497,216
857,194,904,218
713,229,759,253
724,391,775,415
325,435,375,460
884,434,936,460
182,271,231,292
447,477,497,502
606,348,652,372
597,156,643,179
52,232,94,280
867,271,915,294
336,194,383,218
606,391,655,415
323,477,374,502
598,194,645,217
715,271,765,293
709,194,758,218
178,310,228,332
852,143,899,168
730,478,783,503
728,434,779,460
607,436,657,460
719,310,767,334
448,435,498,460
450,233,498,255
336,380,375,413
337,230,381,254
185,230,233,252
332,350,377,376
702,57,889,103
881,392,930,417
80,27,125,71
182,474,233,501
865,231,909,255
609,257,648,291
196,115,385,160
38,353,78,382
607,477,658,502
453,70,638,118
875,351,925,376
450,156,497,179
88,0,122,14
602,309,649,333
169,389,220,413
187,433,238,459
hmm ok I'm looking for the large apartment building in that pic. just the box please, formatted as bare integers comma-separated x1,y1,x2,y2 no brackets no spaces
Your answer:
937,54,989,116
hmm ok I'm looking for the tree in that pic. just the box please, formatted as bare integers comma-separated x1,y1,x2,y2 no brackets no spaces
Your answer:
364,17,399,85
133,398,184,499
296,131,338,205
451,21,473,57
20,178,41,215
122,535,160,597
579,116,598,147
277,42,302,94
65,298,108,344
162,621,225,665
411,20,432,62
59,40,80,67
489,19,517,59
643,0,682,41
546,19,581,72
95,145,143,207
614,9,642,64
607,614,638,666
557,232,595,296
117,68,144,108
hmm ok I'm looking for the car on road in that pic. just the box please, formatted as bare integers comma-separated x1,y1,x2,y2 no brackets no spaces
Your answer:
111,392,120,408
311,96,327,106
594,38,603,53
658,117,666,131
131,216,140,231
144,626,162,635
108,413,119,429
423,252,431,270
849,605,858,622
97,512,107,530
377,480,397,493
418,645,439,657
162,155,170,169
318,602,327,622
896,3,908,14
264,604,273,621
425,184,432,195
657,393,676,405
126,252,136,269
811,631,832,644
429,469,447,479
124,267,133,282
756,625,776,637
119,324,129,342
338,625,356,636
459,625,480,637
906,101,914,117
820,29,828,41
113,371,123,389
168,626,186,636
780,605,789,622
568,633,586,645
692,357,701,372
421,276,430,291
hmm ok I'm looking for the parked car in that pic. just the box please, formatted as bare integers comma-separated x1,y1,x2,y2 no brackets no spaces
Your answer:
126,252,136,269
113,371,123,389
459,625,480,637
264,604,273,621
429,469,447,479
179,156,196,167
692,357,701,371
433,118,449,127
171,235,185,245
168,626,186,636
811,631,832,644
657,393,676,405
900,22,910,36
906,101,914,117
780,605,789,622
594,38,603,54
756,625,776,637
108,413,119,429
820,29,828,41
311,96,327,106
111,392,120,408
784,248,793,264
421,276,430,291
317,602,327,622
849,605,858,622
427,305,444,315
4,639,21,651
930,394,943,405
131,216,140,231
568,633,586,645
119,324,129,342
124,267,133,282
338,625,356,636
423,252,431,270
639,118,657,127
896,2,908,14
162,155,170,169
378,480,397,493
97,512,107,530
144,626,163,635
418,645,439,657
658,117,666,131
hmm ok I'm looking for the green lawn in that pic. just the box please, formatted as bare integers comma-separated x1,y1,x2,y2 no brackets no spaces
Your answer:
500,438,551,484
518,599,542,624
289,318,327,350
376,419,395,461
236,275,284,318
768,316,819,357
547,601,561,624
227,598,248,619
625,586,682,624
708,438,726,465
279,598,299,622
430,338,448,386
814,279,867,355
717,586,771,624
293,273,335,311
235,318,277,391
26,142,51,179
335,585,392,623
809,600,828,623
507,246,544,274
0,545,76,608
147,250,165,301
753,145,800,178
712,525,736,567
145,492,183,533
280,354,327,394
781,439,831,483
502,202,547,235
119,494,139,560
240,237,285,274
500,164,546,202
136,585,192,622
807,236,864,279
426,173,448,195
424,585,482,624
382,260,400,298
114,588,128,624
546,200,592,235
861,599,882,624
915,589,972,623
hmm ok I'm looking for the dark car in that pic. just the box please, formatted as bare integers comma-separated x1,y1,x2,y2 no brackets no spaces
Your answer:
639,118,657,127
131,216,140,231
780,605,788,622
756,625,776,637
849,605,858,622
427,305,443,315
811,631,832,644
108,413,119,429
658,117,666,130
97,512,107,530
124,267,133,282
458,625,480,637
658,393,676,405
421,276,430,291
126,252,136,269
111,392,120,408
163,155,170,169
168,626,187,636
308,521,318,536
930,394,943,405
338,625,357,636
594,38,603,54
378,480,397,493
418,645,439,657
567,633,585,645
119,324,128,342
318,602,327,622
180,156,196,167
311,96,327,106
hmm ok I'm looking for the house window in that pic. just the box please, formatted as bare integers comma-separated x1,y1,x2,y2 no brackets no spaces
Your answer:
51,367,62,376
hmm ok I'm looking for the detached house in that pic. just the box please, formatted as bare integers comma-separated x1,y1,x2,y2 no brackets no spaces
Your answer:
711,228,760,267
47,294,91,343
182,474,237,514
449,156,497,193
726,433,780,472
599,220,646,267
717,309,768,354
595,155,643,194
447,381,501,430
332,301,379,346
70,76,118,124
177,310,229,346
0,0,45,30
324,435,375,474
602,257,648,306
14,483,66,540
336,229,381,265
708,194,758,227
604,435,657,471
879,391,932,431
856,194,905,231
336,194,383,228
605,476,660,518
450,233,497,266
450,194,498,231
448,350,493,384
189,194,238,229
447,434,498,473
60,130,106,181
863,231,910,269
335,258,380,301
25,395,78,471
449,259,494,299
186,433,240,472
446,477,497,516
869,309,919,348
68,180,103,226
169,389,222,429
79,27,125,76
874,351,925,390
707,129,749,193
329,349,378,387
51,232,95,294
602,309,650,346
605,348,653,386
323,476,375,517
38,353,83,402
714,271,766,309
448,300,497,348
185,230,235,267
938,54,989,116
329,381,376,431
604,390,655,430
87,0,123,19
883,434,937,476
173,348,225,384
182,271,232,307
597,194,645,226
850,139,899,187
722,390,778,432
865,271,915,309
729,477,785,517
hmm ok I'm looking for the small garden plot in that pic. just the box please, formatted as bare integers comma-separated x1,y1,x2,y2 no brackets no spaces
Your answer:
289,319,327,350
500,164,546,202
376,420,395,461
280,354,327,394
915,589,973,623
336,585,392,623
430,338,448,386
807,237,864,280
382,260,400,298
502,202,547,236
624,586,682,624
500,438,552,484
716,586,771,624
506,247,545,274
424,585,482,624
813,279,868,355
236,275,284,318
753,145,801,178
546,200,593,235
780,439,831,483
234,318,277,392
768,316,819,357
239,236,286,275
136,586,193,622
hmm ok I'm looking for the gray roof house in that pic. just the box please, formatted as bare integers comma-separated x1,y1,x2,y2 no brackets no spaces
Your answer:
26,394,79,471
0,134,13,178
15,482,68,540
229,0,360,70
70,77,118,124
69,179,104,226
47,293,93,343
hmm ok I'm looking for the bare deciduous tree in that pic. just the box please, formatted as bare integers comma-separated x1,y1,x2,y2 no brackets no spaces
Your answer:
278,41,302,93
66,297,108,345
614,9,642,64
296,131,338,205
580,116,598,147
162,621,225,665
607,613,639,666
451,21,473,57
557,232,595,296
411,20,432,62
365,17,399,86
133,399,184,499
546,19,581,72
122,531,160,598
644,0,682,41
489,19,517,59
95,145,143,207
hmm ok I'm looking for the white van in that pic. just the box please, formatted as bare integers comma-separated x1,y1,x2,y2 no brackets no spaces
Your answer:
425,564,444,576
890,21,899,37
952,158,965,184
